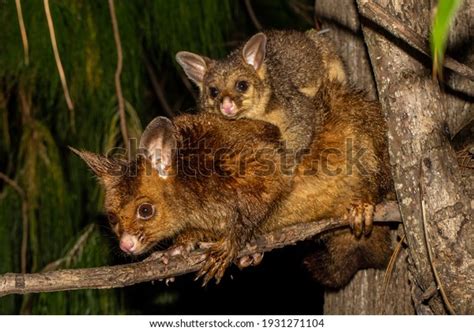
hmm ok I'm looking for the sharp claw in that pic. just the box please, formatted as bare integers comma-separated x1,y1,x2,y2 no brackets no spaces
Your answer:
194,240,235,286
353,209,363,237
202,271,213,286
215,272,223,285
251,253,264,266
238,256,252,269
216,266,226,282
363,203,375,236
195,268,205,281
348,202,376,238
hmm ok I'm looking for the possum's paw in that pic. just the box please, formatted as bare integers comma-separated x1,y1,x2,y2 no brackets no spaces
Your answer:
346,202,375,237
237,252,264,269
195,239,236,286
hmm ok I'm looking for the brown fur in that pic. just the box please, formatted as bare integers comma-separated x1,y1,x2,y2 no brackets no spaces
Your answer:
178,29,347,152
74,113,291,283
74,84,393,287
266,83,392,228
304,227,393,288
261,82,394,287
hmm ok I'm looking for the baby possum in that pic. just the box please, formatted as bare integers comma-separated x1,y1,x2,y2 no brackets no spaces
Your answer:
176,29,346,153
72,113,291,285
74,85,393,287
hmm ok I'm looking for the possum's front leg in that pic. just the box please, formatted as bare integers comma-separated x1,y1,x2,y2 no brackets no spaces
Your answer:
195,213,255,285
195,237,239,285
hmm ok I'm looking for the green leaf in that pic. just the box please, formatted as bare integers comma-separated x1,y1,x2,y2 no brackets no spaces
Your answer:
430,0,463,80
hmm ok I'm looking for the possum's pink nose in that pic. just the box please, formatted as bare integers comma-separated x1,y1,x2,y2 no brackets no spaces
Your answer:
220,97,237,116
119,233,137,254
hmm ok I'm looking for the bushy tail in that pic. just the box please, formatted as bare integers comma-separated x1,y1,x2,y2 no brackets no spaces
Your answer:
304,226,393,288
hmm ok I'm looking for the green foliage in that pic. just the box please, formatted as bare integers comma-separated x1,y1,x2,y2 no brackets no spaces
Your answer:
430,0,463,79
0,0,234,314
32,226,123,314
0,189,22,314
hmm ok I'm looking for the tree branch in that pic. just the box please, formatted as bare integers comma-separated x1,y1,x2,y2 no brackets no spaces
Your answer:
357,0,473,314
358,1,474,81
0,202,400,297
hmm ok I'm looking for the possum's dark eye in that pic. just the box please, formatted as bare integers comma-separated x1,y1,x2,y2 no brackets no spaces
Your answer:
235,80,249,93
209,87,219,98
137,203,155,220
107,213,119,225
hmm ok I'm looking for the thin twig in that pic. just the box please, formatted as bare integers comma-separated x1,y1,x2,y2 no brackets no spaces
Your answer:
15,0,29,65
0,172,29,274
0,202,401,297
243,0,263,31
357,1,474,81
419,161,456,314
421,199,456,314
144,57,175,117
43,0,75,128
380,232,406,314
0,172,24,197
108,0,129,149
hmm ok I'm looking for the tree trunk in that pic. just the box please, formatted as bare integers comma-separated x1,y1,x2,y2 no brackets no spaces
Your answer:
443,0,473,138
315,0,414,314
357,0,473,314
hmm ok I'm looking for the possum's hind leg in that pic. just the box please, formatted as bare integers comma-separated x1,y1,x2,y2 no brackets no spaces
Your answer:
195,237,238,285
304,226,392,288
347,202,375,237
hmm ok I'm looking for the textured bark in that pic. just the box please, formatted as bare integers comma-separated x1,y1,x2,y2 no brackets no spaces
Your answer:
323,244,413,314
443,0,474,137
0,203,400,297
357,0,473,314
315,0,413,315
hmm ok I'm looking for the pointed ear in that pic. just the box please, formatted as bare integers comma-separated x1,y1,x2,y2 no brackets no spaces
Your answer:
69,147,123,185
175,51,210,88
139,116,177,178
242,32,267,71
